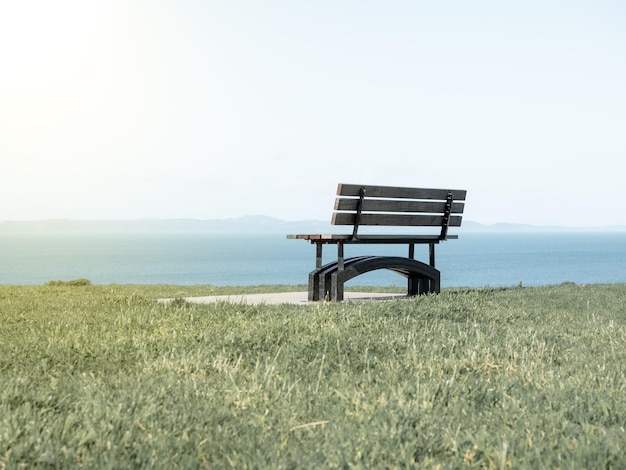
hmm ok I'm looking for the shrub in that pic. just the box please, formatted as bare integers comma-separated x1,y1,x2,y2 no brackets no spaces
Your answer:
45,278,92,286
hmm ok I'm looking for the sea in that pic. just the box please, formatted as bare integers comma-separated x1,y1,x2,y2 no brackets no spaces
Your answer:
0,233,625,288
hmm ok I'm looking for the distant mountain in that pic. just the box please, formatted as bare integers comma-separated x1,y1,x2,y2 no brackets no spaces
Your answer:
0,217,624,234
460,221,626,233
0,216,335,234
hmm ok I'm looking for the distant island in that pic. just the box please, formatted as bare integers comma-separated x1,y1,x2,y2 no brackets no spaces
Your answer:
1,216,625,234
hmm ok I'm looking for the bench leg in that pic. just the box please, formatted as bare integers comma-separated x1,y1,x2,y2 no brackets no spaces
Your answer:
429,242,436,268
308,270,320,301
407,275,419,296
432,275,441,294
333,242,345,301
307,242,324,301
408,244,415,295
331,272,344,302
337,242,344,271
316,242,323,270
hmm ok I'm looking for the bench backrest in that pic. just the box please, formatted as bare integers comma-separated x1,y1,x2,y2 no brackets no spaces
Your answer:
331,183,467,239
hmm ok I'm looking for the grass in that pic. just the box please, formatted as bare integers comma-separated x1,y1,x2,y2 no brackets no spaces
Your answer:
1,282,625,468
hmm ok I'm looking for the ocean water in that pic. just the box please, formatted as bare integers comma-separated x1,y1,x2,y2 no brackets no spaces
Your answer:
0,233,624,288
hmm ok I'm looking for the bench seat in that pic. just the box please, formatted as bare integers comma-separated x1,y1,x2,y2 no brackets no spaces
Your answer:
288,234,458,242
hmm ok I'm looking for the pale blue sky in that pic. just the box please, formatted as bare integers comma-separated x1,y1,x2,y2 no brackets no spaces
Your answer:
1,1,625,226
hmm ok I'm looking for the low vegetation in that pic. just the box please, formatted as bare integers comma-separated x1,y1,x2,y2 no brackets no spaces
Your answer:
45,278,92,287
1,282,625,468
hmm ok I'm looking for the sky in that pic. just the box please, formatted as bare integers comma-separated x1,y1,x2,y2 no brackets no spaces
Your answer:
1,1,625,227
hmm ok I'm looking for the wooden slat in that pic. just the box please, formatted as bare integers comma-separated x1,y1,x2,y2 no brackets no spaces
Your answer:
351,234,458,241
286,234,328,240
334,198,465,214
354,234,458,241
332,213,463,227
337,183,467,201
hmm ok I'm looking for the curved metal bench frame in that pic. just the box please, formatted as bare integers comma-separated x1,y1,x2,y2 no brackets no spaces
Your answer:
310,256,440,301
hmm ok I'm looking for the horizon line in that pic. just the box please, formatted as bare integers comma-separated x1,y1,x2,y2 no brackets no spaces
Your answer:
0,216,625,231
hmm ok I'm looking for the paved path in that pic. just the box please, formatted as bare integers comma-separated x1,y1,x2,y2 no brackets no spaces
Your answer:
162,291,405,305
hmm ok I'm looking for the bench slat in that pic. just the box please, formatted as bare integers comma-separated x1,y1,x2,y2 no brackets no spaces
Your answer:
334,199,465,214
332,213,463,227
337,183,467,201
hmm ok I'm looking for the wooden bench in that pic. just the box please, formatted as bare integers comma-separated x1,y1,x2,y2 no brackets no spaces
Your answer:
287,183,467,301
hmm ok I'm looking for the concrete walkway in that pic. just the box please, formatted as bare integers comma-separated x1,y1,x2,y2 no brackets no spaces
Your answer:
163,291,405,305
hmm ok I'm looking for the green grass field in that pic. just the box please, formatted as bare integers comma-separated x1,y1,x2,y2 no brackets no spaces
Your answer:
1,282,625,468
